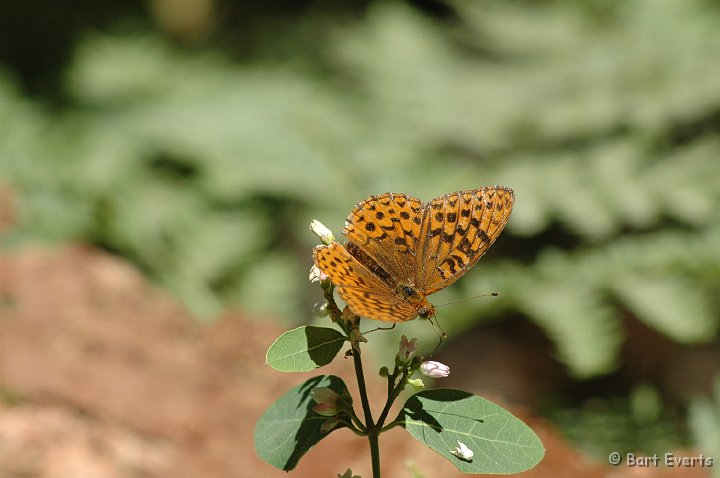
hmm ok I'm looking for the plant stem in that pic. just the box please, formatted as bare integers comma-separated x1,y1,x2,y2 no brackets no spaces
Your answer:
376,369,405,429
368,428,381,478
323,287,382,477
351,341,381,478
351,338,374,426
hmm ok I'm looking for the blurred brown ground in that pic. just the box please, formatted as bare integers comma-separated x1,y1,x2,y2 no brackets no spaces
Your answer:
0,192,711,477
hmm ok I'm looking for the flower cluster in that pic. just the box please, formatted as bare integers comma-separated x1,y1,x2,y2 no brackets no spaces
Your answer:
384,335,451,390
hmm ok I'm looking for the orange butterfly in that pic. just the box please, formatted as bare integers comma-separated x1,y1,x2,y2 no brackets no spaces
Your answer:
313,187,514,322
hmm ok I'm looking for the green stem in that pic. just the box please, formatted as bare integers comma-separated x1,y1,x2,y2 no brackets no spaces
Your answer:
322,286,382,477
368,428,381,478
322,284,345,328
348,408,367,433
380,419,402,432
351,339,381,478
376,371,397,429
351,339,374,426
338,417,366,436
376,366,407,429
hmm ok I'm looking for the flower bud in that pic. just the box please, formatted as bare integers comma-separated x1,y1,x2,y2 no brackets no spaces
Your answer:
419,360,450,378
407,378,425,389
396,335,417,363
378,366,389,378
320,417,341,433
311,387,340,417
310,219,335,245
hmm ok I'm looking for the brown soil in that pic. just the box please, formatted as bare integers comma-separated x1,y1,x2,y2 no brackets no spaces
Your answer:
0,244,710,478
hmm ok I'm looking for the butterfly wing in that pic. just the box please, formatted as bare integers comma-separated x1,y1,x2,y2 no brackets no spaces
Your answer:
313,243,418,322
342,193,424,288
416,187,514,295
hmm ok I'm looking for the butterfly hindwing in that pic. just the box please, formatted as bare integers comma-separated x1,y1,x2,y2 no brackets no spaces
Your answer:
313,243,417,322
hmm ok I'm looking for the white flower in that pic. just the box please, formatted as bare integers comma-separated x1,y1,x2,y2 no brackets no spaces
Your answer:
309,219,335,245
419,360,450,378
451,440,474,462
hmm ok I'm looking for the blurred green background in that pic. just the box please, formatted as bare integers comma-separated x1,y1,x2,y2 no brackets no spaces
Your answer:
1,0,719,465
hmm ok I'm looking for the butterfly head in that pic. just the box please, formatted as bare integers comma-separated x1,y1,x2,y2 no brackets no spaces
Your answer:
417,303,435,320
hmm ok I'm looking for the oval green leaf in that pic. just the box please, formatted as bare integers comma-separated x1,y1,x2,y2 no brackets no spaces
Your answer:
397,389,544,474
254,375,349,471
266,325,346,372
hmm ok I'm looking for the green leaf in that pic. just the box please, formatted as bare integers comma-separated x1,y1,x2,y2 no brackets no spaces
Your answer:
266,326,346,372
254,375,349,471
397,389,544,474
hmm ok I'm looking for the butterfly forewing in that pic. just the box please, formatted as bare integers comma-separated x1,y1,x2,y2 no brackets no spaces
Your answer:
313,243,418,322
417,187,514,295
343,193,424,287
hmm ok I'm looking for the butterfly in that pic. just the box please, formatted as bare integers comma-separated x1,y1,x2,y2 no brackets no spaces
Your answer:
313,187,515,322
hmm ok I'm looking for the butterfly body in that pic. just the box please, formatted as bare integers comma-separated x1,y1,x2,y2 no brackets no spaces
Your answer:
395,283,434,319
313,187,514,323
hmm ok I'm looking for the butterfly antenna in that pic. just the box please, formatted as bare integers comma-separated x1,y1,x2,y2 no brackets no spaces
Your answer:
428,316,447,356
426,293,499,355
435,292,499,308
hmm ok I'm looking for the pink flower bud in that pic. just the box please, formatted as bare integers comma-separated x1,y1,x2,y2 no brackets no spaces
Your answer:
397,335,417,363
313,402,339,417
311,387,340,417
420,360,450,378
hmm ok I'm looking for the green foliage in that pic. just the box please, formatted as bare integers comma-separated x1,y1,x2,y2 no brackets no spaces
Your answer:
689,377,720,477
549,387,688,459
257,314,544,475
254,375,349,471
266,326,346,372
398,389,545,474
1,0,719,375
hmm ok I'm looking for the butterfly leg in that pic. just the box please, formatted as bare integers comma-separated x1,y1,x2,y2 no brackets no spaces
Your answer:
361,323,397,335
